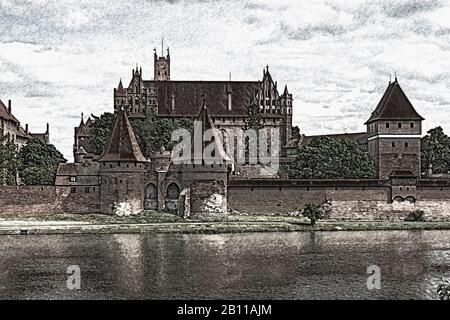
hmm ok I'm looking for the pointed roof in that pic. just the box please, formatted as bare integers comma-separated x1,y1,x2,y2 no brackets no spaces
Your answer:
75,119,89,137
283,85,289,96
191,97,230,163
118,79,123,90
99,108,147,162
0,99,19,123
365,79,424,124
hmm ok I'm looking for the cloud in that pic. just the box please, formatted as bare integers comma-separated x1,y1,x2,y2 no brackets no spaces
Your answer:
1,0,450,160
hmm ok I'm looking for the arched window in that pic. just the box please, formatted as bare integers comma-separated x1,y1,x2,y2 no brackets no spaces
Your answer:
166,183,180,199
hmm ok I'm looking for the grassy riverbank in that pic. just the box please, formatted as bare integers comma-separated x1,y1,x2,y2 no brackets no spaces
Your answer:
0,211,450,235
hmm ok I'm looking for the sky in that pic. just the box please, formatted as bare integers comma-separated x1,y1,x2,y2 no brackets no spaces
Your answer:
1,0,450,161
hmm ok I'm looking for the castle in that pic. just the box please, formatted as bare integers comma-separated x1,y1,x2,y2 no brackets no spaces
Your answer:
0,99,50,149
1,49,450,222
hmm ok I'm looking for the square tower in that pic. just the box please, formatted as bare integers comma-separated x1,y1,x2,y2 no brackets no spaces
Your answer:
365,78,424,179
154,47,170,81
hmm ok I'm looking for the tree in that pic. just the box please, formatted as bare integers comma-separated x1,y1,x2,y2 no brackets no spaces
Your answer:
19,139,66,185
421,127,450,174
89,111,193,157
292,125,301,141
302,203,323,226
0,136,21,186
437,278,450,300
132,115,193,157
89,112,116,155
287,136,375,179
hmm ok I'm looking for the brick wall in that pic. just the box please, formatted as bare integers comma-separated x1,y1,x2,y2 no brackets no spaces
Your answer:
228,179,450,221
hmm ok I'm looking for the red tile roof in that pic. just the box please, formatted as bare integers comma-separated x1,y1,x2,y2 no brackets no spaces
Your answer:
0,99,19,123
99,109,147,162
145,80,262,117
365,80,424,124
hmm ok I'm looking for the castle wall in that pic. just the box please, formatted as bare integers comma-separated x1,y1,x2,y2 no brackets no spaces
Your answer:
0,186,99,215
228,179,450,221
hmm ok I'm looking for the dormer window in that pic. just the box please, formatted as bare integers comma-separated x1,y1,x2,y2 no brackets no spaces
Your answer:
70,176,77,182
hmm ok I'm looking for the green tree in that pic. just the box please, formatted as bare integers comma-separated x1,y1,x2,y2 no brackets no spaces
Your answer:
19,139,66,185
287,136,375,179
89,111,193,157
437,278,450,300
292,125,301,141
132,115,193,157
421,126,450,174
0,136,21,186
89,112,116,155
302,203,323,226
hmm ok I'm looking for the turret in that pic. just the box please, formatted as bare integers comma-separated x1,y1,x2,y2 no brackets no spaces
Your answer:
98,108,148,215
366,78,424,179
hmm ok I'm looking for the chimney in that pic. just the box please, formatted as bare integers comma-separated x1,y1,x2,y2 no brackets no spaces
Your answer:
8,100,11,114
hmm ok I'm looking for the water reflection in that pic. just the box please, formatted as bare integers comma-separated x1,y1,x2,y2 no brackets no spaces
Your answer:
0,231,449,299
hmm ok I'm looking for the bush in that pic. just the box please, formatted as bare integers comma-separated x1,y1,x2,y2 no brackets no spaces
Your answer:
437,278,450,300
404,210,426,222
302,204,323,226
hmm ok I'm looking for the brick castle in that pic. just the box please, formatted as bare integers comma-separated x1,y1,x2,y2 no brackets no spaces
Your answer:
1,48,450,221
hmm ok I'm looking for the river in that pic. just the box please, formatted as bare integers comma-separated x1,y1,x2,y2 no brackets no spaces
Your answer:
0,230,449,299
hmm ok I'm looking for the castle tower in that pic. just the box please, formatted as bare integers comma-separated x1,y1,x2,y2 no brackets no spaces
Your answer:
179,98,229,220
365,78,424,179
281,84,293,148
154,47,170,81
98,108,147,215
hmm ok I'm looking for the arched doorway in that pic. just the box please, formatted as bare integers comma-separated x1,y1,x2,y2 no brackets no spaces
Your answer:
165,183,180,213
144,183,158,210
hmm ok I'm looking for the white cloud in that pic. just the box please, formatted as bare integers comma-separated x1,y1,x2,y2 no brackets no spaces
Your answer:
1,0,450,160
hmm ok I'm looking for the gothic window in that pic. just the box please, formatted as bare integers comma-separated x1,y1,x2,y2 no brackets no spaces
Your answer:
386,123,389,128
166,183,180,199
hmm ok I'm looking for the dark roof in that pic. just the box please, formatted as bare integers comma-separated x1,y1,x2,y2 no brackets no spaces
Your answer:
365,80,424,124
56,162,100,176
99,109,147,162
144,80,261,117
300,132,369,146
0,99,19,123
389,169,417,177
30,133,48,144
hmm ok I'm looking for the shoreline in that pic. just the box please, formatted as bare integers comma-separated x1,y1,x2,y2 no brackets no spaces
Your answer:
1,219,450,235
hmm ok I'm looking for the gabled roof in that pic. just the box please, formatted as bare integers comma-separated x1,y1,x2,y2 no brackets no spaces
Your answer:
99,108,147,162
365,80,424,124
0,100,19,123
144,80,261,117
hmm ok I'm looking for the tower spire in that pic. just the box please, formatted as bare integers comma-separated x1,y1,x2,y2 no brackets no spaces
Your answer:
161,37,164,57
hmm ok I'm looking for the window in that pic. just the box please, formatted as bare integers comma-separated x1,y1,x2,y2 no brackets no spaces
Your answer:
386,123,390,128
405,142,409,148
70,176,77,182
410,122,414,128
392,142,395,147
85,187,90,193
70,187,76,193
398,122,402,128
